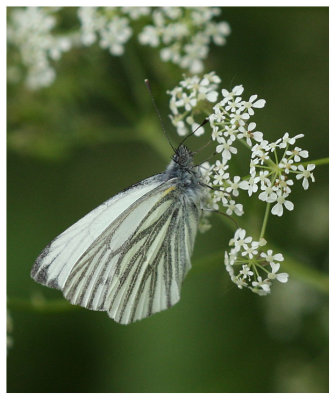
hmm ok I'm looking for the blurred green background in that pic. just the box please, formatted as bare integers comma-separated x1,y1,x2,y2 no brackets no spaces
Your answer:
7,7,328,393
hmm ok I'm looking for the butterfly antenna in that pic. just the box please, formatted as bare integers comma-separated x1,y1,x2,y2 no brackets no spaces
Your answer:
201,206,239,229
194,138,213,155
194,151,217,167
179,118,209,147
144,79,176,153
229,73,238,89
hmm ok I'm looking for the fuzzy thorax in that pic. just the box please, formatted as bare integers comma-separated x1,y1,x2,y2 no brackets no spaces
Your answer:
165,145,204,199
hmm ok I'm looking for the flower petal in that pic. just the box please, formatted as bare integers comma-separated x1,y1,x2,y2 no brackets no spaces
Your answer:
276,273,289,283
253,99,266,108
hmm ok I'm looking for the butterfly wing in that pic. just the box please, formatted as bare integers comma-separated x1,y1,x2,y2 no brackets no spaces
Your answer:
31,174,200,324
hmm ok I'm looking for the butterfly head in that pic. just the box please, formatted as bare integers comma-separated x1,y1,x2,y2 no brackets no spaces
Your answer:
172,145,195,169
165,145,204,197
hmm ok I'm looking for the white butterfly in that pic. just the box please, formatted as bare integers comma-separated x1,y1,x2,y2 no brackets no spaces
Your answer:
31,144,207,324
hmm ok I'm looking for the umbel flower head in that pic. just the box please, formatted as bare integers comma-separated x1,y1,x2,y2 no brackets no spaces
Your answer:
168,73,316,219
8,7,230,90
225,229,288,295
7,7,72,89
138,7,230,73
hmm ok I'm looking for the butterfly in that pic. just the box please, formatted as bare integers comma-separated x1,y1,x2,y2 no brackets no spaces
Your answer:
31,144,207,324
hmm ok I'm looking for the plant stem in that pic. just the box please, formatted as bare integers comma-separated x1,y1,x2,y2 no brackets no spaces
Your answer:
298,157,329,167
259,202,271,240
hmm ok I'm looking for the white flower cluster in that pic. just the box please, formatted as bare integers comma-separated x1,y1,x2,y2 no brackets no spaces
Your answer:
167,72,221,136
79,7,230,71
8,7,230,89
225,228,288,295
138,7,230,73
7,7,72,89
78,7,140,55
210,86,315,216
168,74,316,218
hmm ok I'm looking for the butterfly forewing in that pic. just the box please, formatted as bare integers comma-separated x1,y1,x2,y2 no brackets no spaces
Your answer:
31,173,200,324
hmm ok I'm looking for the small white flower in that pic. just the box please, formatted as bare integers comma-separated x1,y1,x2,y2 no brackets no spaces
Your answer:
258,184,277,203
241,242,259,259
213,159,229,173
252,276,271,293
279,132,304,149
275,176,294,194
175,92,197,111
205,90,219,102
225,97,242,112
230,110,250,126
286,146,309,162
249,159,258,177
271,191,294,217
225,176,245,197
139,25,160,46
268,139,282,152
238,122,263,146
205,21,231,45
175,120,188,136
221,84,244,104
239,176,260,196
216,137,237,161
226,200,243,216
213,172,226,185
232,275,248,289
267,264,289,283
260,250,284,267
258,170,271,189
224,250,237,268
211,126,223,141
240,94,266,115
296,164,316,190
240,265,254,280
122,7,151,20
210,105,226,124
278,157,297,174
213,189,228,207
200,71,221,86
100,17,132,55
223,125,238,141
229,228,252,251
251,140,269,159
199,161,212,184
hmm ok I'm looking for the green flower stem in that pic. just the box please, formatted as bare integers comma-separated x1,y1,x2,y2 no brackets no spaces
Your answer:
298,157,329,167
259,202,271,240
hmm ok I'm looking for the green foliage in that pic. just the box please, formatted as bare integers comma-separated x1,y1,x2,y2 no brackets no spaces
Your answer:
7,7,328,393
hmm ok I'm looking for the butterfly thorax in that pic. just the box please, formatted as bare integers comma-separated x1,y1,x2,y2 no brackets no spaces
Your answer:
164,145,204,200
